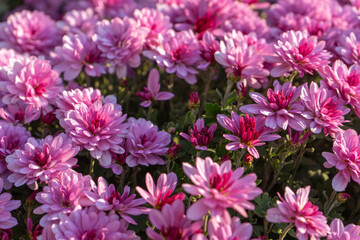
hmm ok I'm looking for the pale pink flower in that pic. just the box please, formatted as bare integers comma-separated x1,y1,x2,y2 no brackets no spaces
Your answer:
300,82,350,136
0,56,63,109
266,30,331,78
52,32,106,81
61,100,128,168
180,118,217,151
51,206,140,240
146,199,203,240
125,118,171,167
84,177,146,225
6,133,79,187
327,218,360,240
92,0,137,18
0,48,23,67
136,172,185,209
182,157,262,221
240,80,309,131
0,103,40,125
322,129,360,191
208,217,253,240
135,69,174,108
33,169,93,227
239,0,270,9
0,10,61,56
335,31,360,65
60,8,98,37
0,178,21,230
266,186,330,240
93,17,148,78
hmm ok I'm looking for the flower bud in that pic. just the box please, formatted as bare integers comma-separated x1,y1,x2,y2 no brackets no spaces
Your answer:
188,92,200,109
336,192,350,203
220,154,230,163
243,153,254,167
166,142,181,160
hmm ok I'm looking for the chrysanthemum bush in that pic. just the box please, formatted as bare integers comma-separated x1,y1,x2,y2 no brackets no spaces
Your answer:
1,0,360,239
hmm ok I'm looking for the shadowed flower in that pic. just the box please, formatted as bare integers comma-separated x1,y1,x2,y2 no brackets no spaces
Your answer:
60,8,98,37
0,103,40,125
336,31,360,65
208,217,253,240
180,118,217,150
92,0,137,18
0,178,21,230
327,218,360,240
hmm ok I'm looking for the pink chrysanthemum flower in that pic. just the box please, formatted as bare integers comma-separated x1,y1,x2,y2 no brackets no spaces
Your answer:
6,133,80,187
135,69,174,108
60,8,98,37
93,17,148,78
217,113,280,159
240,80,308,131
143,30,205,84
300,82,350,136
327,218,360,240
61,100,128,168
33,169,93,227
266,30,331,78
51,206,140,240
266,186,330,240
0,56,63,109
208,217,253,240
0,10,61,56
0,178,21,230
146,199,203,240
52,33,107,81
199,31,220,69
125,117,171,167
322,129,360,191
0,121,31,190
180,118,217,151
182,157,262,221
84,177,146,225
0,103,40,125
0,49,23,67
335,31,360,65
92,0,137,18
136,172,186,209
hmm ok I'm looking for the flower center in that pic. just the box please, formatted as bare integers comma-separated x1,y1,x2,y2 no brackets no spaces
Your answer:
209,171,232,192
239,115,264,145
193,13,218,36
267,89,293,110
33,144,51,167
161,226,182,239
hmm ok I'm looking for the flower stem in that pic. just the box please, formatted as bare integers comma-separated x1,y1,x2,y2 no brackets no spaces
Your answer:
236,148,246,168
199,69,213,116
89,157,95,177
147,104,153,120
288,70,297,83
289,141,307,184
203,213,209,233
325,190,337,215
222,80,234,109
279,223,294,240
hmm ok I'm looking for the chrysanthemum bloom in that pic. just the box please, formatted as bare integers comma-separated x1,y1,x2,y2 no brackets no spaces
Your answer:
266,30,331,78
52,33,107,81
0,48,23,67
0,121,31,190
61,100,128,168
51,206,140,240
125,117,171,167
266,186,330,240
240,80,309,131
208,217,253,240
0,178,21,230
322,129,360,191
93,17,148,78
0,103,40,125
198,31,220,69
33,169,93,227
92,0,137,18
180,118,217,151
146,199,203,240
134,8,173,48
183,157,262,221
217,113,280,158
335,31,360,65
0,10,61,56
136,172,186,209
300,82,350,136
60,8,98,37
143,30,205,84
135,69,174,108
84,177,146,225
6,133,80,187
327,218,360,240
0,56,63,109
214,31,269,89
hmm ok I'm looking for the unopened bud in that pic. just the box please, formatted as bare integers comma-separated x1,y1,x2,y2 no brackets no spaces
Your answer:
336,192,350,203
188,92,200,109
243,153,254,167
220,154,230,163
166,142,181,160
41,111,56,125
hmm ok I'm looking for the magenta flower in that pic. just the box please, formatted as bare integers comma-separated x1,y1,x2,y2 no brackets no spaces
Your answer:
322,129,360,191
61,100,128,168
136,172,186,209
51,206,139,240
92,0,137,18
0,49,23,67
6,133,80,187
33,169,93,227
0,10,61,56
93,17,148,78
146,199,203,240
60,8,98,37
0,56,63,109
266,186,330,240
84,177,146,225
0,178,21,230
52,32,106,81
0,102,41,125
109,150,128,175
208,217,253,240
199,31,220,68
217,113,280,158
300,82,350,136
336,31,360,65
125,118,171,167
327,218,360,240
240,80,308,131
266,30,331,78
135,69,174,108
182,157,262,221
180,118,217,151
143,30,205,84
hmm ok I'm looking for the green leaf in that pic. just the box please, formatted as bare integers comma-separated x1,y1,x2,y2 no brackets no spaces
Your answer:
204,102,221,118
254,193,272,218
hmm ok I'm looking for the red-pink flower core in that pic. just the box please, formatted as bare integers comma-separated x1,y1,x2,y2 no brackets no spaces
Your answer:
193,13,218,37
267,89,293,110
136,87,153,102
238,115,264,146
209,171,232,192
33,145,51,167
160,226,182,239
